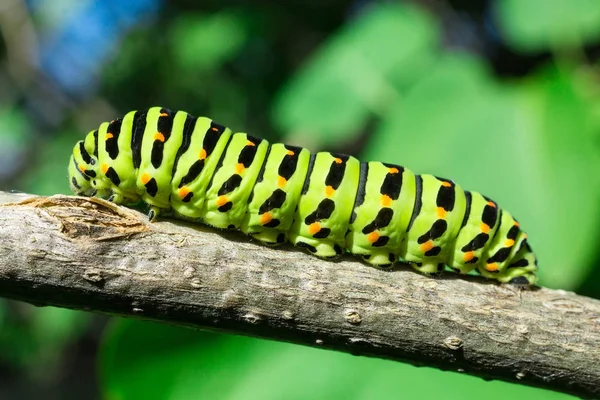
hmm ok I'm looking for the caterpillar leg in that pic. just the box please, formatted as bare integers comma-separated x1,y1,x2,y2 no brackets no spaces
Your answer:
411,261,445,275
360,251,397,269
94,189,112,199
249,231,287,246
107,191,142,205
107,193,125,204
295,239,344,259
147,205,167,222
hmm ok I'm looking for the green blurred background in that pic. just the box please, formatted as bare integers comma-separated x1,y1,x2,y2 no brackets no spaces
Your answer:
0,0,599,398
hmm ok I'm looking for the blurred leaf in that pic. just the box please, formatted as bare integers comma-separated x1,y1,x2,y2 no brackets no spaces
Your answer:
27,307,91,377
30,306,90,348
496,0,600,52
19,131,80,195
364,54,600,289
0,107,34,184
170,12,247,73
0,304,90,375
364,53,512,179
272,2,438,147
100,319,228,400
509,67,600,289
100,320,573,400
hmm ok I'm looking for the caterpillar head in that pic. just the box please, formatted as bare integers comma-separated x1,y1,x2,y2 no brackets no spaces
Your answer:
68,140,98,196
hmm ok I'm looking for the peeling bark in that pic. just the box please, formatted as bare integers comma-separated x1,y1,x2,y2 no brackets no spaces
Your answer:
0,191,598,398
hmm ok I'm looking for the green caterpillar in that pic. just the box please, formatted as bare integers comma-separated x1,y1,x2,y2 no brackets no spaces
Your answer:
68,107,538,285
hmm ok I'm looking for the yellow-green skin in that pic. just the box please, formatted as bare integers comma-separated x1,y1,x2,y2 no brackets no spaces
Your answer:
68,107,538,285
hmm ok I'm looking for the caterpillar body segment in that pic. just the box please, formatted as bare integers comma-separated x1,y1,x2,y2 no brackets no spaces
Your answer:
68,107,538,285
240,143,311,245
201,132,269,229
98,110,140,204
289,153,361,259
397,175,467,274
170,117,232,220
445,191,498,274
346,162,416,267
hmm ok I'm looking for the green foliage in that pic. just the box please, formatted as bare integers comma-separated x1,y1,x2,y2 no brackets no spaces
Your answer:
101,319,572,400
102,11,253,132
273,3,438,147
496,0,600,52
0,107,34,181
5,0,600,398
0,304,90,379
21,131,81,196
170,11,247,73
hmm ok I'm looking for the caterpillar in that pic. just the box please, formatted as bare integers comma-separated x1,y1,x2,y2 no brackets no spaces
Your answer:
68,107,538,285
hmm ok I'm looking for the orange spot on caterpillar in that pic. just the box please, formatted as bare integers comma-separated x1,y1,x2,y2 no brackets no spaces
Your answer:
420,240,434,253
486,263,499,272
487,201,496,207
286,150,295,156
235,163,245,174
154,132,165,142
211,127,218,131
388,167,399,174
178,187,191,199
441,181,452,187
246,141,255,147
381,195,392,207
140,173,151,185
159,112,169,117
105,133,114,140
436,207,447,218
260,212,273,225
308,222,321,235
216,195,229,207
325,186,335,197
277,176,287,187
463,251,475,262
78,164,86,173
101,163,109,174
505,239,515,247
367,231,380,243
198,149,207,160
481,223,490,234
333,157,342,164
514,221,520,227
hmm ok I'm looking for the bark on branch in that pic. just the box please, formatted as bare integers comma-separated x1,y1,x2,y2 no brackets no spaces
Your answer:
0,191,598,398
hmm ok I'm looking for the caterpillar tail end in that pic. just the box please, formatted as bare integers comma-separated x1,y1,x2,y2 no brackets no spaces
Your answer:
501,246,538,287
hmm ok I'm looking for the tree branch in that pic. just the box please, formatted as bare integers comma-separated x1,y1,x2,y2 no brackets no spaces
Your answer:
0,190,598,398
